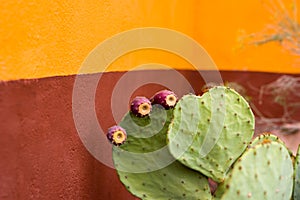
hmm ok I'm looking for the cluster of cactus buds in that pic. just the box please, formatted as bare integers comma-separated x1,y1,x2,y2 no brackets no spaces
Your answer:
106,90,178,146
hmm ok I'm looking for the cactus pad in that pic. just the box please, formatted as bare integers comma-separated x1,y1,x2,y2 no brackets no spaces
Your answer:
113,106,212,199
294,144,300,200
250,133,284,147
214,141,294,200
167,86,254,182
249,133,294,157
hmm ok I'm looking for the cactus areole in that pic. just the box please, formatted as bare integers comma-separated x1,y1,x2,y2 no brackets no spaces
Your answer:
130,96,152,117
107,125,127,146
151,90,178,109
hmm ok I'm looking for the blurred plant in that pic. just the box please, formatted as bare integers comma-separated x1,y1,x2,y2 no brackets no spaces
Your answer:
238,0,300,55
203,77,300,134
234,0,300,134
256,75,300,133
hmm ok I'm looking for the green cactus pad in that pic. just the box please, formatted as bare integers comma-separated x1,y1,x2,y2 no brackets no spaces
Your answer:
250,133,284,147
214,141,294,200
113,106,212,200
167,86,255,182
250,133,294,157
294,145,300,200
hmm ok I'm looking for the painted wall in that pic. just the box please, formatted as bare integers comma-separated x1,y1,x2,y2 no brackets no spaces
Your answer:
1,1,300,199
1,0,300,81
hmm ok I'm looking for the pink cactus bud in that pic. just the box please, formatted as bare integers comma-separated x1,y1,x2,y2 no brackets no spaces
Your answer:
107,125,127,146
130,96,152,117
151,90,178,109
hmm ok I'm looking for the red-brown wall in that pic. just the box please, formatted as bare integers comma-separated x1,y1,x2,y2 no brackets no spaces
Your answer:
1,70,299,199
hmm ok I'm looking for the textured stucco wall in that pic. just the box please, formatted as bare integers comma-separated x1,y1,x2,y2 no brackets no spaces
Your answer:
1,0,300,81
0,73,136,199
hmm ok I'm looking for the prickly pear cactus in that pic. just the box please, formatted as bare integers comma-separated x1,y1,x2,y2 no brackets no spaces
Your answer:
250,133,284,147
214,140,294,200
250,133,294,157
294,145,300,200
113,106,212,200
167,86,255,182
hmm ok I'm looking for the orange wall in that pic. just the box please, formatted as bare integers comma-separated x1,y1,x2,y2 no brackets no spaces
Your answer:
1,0,300,81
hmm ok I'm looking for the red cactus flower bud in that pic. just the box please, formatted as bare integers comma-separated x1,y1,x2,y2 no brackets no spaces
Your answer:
151,90,178,109
130,96,152,117
107,125,127,146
